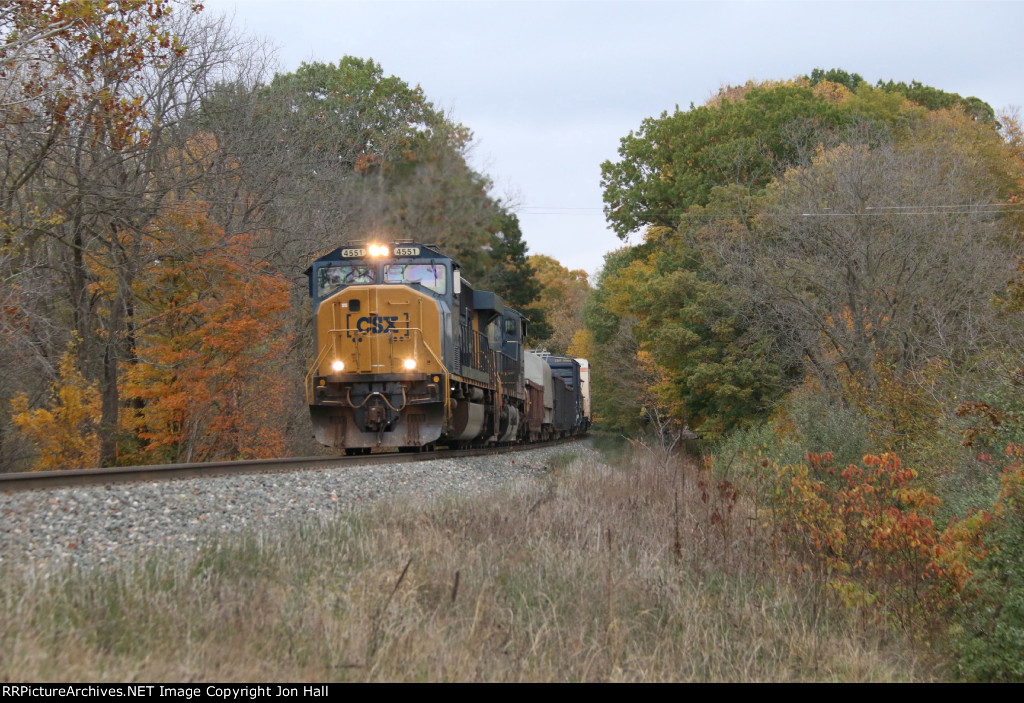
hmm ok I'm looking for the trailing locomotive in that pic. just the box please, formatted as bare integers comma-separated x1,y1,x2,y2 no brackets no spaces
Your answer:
305,241,590,452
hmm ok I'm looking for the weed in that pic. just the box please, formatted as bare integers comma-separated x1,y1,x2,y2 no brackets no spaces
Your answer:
0,449,940,681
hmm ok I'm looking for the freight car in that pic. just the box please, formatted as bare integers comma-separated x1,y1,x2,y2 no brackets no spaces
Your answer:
524,351,590,440
304,241,589,452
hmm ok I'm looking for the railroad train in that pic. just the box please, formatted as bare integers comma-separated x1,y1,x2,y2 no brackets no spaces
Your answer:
305,241,590,453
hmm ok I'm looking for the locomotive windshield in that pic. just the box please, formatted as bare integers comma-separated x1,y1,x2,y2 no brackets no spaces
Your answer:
383,263,447,294
317,265,375,297
315,260,448,300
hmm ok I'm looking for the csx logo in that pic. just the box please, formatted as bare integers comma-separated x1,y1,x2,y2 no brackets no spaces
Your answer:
356,315,399,333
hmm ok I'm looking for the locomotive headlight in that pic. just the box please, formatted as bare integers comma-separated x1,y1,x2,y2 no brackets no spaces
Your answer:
331,360,344,372
403,358,417,370
368,244,390,257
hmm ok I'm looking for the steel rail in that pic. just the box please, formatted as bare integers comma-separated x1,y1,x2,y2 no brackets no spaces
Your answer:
0,437,584,493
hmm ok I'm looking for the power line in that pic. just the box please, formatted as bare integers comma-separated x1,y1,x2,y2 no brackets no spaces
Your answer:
799,206,1024,217
517,201,1024,218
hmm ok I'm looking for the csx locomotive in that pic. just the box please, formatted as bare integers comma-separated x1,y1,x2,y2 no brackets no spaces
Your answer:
305,241,590,452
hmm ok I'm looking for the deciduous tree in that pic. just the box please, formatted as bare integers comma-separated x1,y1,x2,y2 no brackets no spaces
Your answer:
1,5,264,467
10,343,100,470
717,119,1018,390
527,254,590,354
122,205,291,463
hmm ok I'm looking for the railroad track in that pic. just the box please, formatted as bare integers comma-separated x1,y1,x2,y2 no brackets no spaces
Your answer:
0,437,584,493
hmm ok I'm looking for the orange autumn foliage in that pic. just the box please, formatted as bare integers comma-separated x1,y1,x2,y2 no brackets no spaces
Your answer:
775,451,977,631
122,206,292,463
2,1,202,150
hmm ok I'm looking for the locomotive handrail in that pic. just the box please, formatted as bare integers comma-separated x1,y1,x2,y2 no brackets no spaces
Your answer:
305,344,334,404
416,332,451,411
458,322,495,377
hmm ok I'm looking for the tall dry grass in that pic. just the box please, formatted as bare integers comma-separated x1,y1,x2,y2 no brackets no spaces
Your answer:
0,443,944,681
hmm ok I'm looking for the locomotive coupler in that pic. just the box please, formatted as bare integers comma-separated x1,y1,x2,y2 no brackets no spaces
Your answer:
363,395,389,432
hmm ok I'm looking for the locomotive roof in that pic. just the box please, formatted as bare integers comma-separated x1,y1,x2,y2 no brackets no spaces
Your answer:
306,242,451,274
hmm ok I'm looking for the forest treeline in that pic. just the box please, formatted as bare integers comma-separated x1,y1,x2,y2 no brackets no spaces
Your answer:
584,68,1024,680
0,1,587,470
5,1,1023,679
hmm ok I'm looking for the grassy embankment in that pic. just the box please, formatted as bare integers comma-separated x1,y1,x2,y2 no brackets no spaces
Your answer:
0,438,942,682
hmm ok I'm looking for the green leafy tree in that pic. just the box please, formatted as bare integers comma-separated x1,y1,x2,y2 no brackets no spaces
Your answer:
954,453,1024,682
601,81,848,238
262,57,455,171
875,79,995,123
593,70,1007,442
580,247,654,433
474,212,550,340
809,67,865,91
596,219,785,438
477,213,537,307
245,57,541,308
600,72,999,241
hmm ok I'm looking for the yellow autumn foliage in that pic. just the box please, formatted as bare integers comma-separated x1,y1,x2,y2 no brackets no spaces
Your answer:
10,347,101,471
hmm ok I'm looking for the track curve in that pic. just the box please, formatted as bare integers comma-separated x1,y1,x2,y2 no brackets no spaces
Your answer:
0,437,585,493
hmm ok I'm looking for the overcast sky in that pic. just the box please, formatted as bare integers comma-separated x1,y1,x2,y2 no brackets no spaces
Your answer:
201,0,1024,278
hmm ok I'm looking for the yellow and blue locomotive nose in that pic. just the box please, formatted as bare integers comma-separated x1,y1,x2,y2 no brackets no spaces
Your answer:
308,283,447,450
315,285,442,377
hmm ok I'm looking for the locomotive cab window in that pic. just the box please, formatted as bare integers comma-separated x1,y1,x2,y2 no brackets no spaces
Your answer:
382,263,447,295
317,264,375,297
487,320,501,348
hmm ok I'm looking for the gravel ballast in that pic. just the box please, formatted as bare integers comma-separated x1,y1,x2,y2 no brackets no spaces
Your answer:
1,443,597,572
